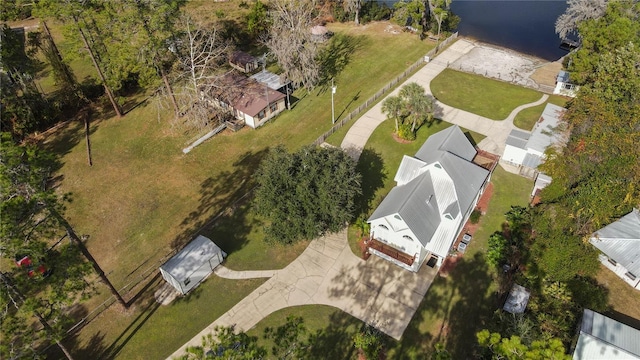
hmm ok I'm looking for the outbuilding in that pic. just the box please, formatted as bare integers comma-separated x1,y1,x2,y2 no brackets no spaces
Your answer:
159,235,227,295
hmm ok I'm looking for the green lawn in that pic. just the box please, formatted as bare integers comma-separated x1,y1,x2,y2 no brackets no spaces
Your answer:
243,166,533,359
246,305,363,360
513,95,569,130
44,19,436,358
430,69,543,120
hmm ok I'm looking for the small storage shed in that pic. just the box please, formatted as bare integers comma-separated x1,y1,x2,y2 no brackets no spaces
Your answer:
503,284,531,314
159,235,227,295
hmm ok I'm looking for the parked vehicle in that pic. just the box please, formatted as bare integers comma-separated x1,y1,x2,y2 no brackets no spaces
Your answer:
15,255,52,278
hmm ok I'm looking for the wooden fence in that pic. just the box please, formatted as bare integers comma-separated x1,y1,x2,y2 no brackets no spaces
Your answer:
63,31,461,339
313,32,459,146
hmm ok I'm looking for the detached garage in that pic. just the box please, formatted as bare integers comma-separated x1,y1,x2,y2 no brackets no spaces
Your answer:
160,235,227,295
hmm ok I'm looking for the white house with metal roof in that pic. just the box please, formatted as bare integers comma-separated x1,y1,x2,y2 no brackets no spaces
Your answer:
366,126,491,271
554,70,579,97
502,103,567,174
589,208,640,290
573,309,640,360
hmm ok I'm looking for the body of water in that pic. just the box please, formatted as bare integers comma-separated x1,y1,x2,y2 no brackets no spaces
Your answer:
450,0,569,61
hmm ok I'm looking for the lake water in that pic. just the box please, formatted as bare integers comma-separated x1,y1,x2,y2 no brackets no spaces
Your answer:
450,0,569,61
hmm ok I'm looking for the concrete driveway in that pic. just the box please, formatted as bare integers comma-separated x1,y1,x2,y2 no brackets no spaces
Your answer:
167,230,437,359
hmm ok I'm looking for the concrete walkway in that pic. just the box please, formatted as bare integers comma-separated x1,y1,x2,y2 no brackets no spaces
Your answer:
168,230,437,359
341,38,549,160
169,38,550,360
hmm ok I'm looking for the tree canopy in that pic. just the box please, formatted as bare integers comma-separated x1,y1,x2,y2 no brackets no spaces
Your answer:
254,145,361,244
0,133,93,359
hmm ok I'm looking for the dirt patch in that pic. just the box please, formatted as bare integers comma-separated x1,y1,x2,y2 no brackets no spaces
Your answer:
451,40,564,91
392,132,414,144
531,61,563,88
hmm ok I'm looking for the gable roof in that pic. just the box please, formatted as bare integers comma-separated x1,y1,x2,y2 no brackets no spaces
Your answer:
160,235,225,283
415,125,477,163
590,208,640,276
229,51,257,67
368,126,489,252
573,309,640,360
214,73,286,117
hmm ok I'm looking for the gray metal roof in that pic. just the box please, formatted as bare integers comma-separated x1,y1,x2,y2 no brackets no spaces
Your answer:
506,129,530,149
394,155,427,185
160,235,226,283
250,70,289,90
369,172,440,248
503,284,530,314
522,153,542,168
573,309,640,359
557,70,570,83
368,126,489,249
590,208,640,276
415,125,477,163
527,103,565,154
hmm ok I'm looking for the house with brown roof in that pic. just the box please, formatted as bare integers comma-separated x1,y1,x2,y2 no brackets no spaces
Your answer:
229,51,259,73
212,73,287,129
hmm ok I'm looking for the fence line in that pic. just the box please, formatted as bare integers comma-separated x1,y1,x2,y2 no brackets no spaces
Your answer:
313,32,458,146
63,31,460,339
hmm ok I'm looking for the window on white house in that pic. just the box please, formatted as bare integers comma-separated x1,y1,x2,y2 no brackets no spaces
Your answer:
403,235,413,242
625,272,637,281
184,278,191,286
270,103,278,112
444,214,453,220
257,110,265,119
378,224,389,230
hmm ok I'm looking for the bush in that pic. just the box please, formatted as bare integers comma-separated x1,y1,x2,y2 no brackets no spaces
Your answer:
469,208,482,224
397,122,416,141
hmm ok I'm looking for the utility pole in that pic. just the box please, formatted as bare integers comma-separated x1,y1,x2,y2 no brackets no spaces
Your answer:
331,79,337,124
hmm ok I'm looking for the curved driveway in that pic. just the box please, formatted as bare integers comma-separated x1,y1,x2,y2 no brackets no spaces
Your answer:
169,38,548,360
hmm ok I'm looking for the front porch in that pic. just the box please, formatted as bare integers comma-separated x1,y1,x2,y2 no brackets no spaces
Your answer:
367,238,415,266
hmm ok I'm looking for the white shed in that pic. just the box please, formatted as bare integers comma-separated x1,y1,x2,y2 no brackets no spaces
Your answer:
159,235,227,295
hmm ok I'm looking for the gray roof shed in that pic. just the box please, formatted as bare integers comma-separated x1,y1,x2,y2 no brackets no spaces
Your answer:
590,208,640,276
573,309,640,359
159,235,227,295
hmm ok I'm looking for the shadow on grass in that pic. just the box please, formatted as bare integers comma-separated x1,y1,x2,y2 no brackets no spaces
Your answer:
172,148,270,253
388,253,495,358
354,148,387,217
318,33,365,90
307,312,361,360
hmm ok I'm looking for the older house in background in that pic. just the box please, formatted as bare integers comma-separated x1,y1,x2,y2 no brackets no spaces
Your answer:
589,208,640,290
367,126,492,271
212,73,287,129
229,51,259,73
573,309,640,359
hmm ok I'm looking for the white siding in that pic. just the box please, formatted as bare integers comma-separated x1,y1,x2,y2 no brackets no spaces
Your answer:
503,144,528,166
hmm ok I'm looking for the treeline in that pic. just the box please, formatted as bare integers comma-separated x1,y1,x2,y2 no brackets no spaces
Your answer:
477,1,640,358
1,0,458,141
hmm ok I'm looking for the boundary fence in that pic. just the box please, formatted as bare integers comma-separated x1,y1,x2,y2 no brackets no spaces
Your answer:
63,31,460,339
313,32,458,146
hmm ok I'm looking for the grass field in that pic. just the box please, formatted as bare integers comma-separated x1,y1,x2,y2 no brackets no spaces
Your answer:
241,167,533,359
41,19,436,358
513,94,569,130
430,69,542,120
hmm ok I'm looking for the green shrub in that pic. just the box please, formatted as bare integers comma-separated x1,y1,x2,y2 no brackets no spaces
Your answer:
470,208,482,224
397,123,416,141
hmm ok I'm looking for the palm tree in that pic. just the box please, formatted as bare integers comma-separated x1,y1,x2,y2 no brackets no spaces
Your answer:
381,95,405,133
399,82,434,133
